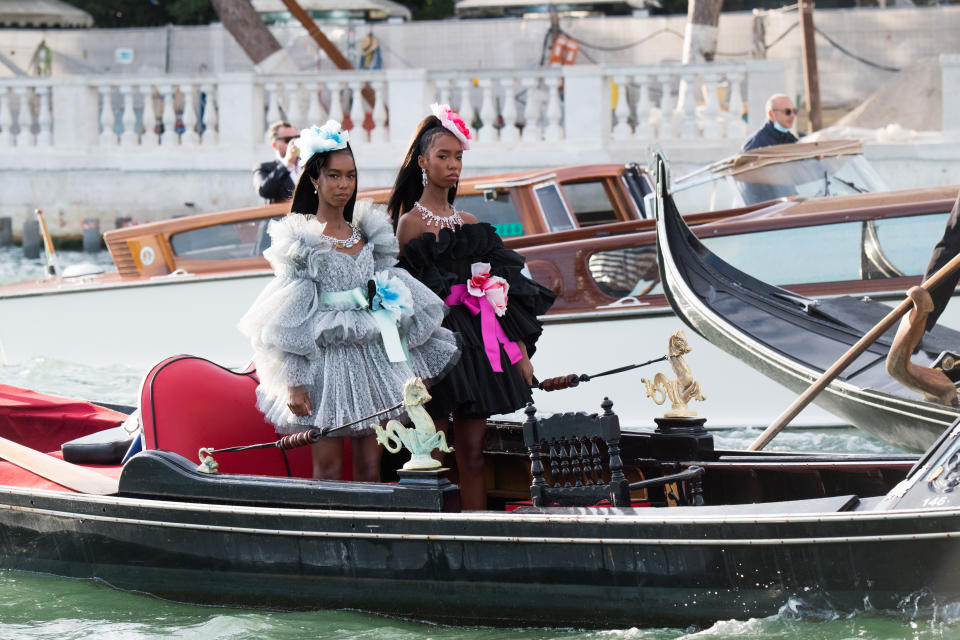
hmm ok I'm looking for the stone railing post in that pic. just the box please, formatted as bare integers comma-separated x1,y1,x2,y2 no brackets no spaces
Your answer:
216,73,260,150
942,54,960,133
51,79,100,149
387,69,428,147
744,60,784,134
562,65,603,145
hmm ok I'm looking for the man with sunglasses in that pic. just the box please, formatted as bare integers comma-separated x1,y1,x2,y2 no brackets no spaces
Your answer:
742,94,799,151
253,120,301,203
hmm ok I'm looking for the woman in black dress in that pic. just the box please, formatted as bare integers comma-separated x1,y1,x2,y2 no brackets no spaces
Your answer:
388,104,555,510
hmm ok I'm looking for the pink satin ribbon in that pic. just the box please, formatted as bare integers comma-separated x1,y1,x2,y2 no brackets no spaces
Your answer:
445,283,522,373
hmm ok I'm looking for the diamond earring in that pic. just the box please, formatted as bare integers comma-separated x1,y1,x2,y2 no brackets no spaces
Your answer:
421,169,428,187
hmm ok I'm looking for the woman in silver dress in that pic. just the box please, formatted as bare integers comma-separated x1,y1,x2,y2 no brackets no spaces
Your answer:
239,121,458,482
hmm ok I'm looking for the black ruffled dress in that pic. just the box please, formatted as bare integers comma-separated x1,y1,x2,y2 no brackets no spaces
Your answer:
399,223,556,418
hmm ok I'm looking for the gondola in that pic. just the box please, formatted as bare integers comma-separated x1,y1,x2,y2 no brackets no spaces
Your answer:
653,153,960,453
1,351,959,628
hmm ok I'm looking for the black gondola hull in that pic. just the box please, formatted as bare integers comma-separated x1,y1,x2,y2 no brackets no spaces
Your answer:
2,481,960,627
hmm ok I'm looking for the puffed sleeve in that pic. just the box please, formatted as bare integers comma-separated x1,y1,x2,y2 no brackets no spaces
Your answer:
238,214,333,387
353,199,399,271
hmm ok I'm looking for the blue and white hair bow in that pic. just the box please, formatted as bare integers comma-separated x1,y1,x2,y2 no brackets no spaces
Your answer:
297,120,350,169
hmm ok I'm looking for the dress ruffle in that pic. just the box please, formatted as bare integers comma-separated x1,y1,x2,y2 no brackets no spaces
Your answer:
399,223,556,418
238,200,458,435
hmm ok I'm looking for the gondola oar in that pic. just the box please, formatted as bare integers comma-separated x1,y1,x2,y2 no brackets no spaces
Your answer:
749,250,960,451
196,402,403,471
535,356,668,391
0,435,118,495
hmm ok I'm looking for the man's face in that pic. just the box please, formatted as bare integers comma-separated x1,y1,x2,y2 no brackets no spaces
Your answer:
272,126,299,157
769,97,796,130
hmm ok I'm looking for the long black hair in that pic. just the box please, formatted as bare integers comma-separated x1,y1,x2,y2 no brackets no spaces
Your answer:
387,115,457,229
289,144,358,223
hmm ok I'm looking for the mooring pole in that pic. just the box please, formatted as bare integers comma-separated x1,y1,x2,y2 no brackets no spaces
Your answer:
799,0,822,132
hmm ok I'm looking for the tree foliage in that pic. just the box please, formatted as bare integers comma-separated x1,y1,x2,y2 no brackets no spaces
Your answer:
67,0,218,27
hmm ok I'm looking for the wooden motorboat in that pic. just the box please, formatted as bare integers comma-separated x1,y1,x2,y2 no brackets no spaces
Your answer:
652,153,960,452
0,354,957,628
0,163,654,369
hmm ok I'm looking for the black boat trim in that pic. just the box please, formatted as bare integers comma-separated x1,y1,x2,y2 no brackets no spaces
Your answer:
4,485,960,526
6,501,960,545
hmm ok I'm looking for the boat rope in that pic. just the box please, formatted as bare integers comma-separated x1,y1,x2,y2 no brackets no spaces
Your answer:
536,355,668,392
198,402,404,457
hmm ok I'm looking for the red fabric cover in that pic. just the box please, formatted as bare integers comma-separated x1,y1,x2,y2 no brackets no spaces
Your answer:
0,451,123,493
140,355,353,479
0,384,127,453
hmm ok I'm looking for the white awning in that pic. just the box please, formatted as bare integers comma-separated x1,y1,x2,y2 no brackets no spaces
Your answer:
0,0,93,27
252,0,411,20
456,0,649,12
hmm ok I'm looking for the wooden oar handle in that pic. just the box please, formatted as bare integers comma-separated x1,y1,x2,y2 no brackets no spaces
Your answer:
538,374,581,392
276,429,323,450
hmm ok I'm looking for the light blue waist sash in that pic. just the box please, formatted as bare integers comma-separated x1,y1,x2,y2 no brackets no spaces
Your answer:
320,288,407,363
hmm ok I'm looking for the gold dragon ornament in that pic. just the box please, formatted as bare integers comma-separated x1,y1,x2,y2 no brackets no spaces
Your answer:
373,377,454,470
641,330,706,418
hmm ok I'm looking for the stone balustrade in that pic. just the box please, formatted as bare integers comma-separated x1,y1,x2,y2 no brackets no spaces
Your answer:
0,61,783,155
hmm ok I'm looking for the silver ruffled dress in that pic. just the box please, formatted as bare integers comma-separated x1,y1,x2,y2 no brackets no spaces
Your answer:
238,200,459,435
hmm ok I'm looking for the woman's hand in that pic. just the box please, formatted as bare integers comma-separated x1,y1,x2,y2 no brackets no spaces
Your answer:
287,386,313,417
515,342,534,387
516,356,535,387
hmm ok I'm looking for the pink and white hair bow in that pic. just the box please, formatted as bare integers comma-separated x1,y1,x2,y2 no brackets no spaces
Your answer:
466,262,508,316
430,103,472,150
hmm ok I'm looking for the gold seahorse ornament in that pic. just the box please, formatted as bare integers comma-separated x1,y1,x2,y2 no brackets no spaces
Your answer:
641,330,706,418
372,377,454,470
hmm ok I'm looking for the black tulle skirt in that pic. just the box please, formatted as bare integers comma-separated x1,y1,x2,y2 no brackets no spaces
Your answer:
399,223,556,419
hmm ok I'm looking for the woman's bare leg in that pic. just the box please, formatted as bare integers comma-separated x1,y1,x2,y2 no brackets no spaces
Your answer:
311,438,343,480
352,434,384,482
453,413,487,511
431,414,451,465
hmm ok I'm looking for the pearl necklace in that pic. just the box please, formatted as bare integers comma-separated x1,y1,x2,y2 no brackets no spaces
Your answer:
414,201,464,230
319,223,362,249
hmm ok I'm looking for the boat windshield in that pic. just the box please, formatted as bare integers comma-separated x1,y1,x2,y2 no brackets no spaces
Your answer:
672,154,889,212
733,155,888,206
170,217,280,260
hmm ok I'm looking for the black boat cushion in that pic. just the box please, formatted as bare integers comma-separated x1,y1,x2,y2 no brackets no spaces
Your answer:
62,425,136,465
812,296,960,356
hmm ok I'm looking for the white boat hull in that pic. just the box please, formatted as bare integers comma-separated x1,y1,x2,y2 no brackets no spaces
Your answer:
2,274,954,434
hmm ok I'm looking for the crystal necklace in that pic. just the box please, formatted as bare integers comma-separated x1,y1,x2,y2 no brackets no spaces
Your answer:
414,201,464,230
319,222,362,249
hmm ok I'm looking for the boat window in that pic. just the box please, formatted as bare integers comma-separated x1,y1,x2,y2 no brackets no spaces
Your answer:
869,213,950,276
534,183,576,232
456,193,523,237
170,217,280,260
700,212,950,286
562,180,619,226
587,246,662,298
